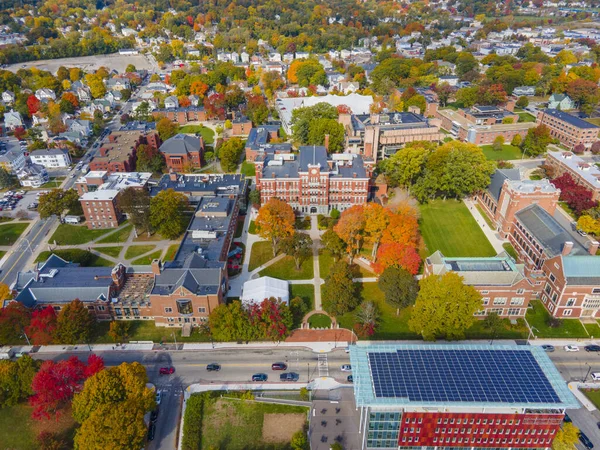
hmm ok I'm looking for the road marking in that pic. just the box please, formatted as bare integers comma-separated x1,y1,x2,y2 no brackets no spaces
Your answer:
0,220,49,284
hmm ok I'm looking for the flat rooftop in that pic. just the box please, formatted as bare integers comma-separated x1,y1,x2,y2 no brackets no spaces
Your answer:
350,344,579,409
547,150,600,191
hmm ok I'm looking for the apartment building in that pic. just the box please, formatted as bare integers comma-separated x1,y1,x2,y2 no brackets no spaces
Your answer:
77,171,152,229
536,109,599,149
29,148,72,168
545,150,600,201
90,130,160,173
152,107,207,125
255,146,371,214
424,251,534,318
339,112,443,162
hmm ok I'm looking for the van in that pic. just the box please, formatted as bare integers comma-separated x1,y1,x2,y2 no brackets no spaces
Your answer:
64,215,81,224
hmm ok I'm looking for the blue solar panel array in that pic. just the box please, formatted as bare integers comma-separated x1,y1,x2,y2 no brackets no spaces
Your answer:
368,349,561,404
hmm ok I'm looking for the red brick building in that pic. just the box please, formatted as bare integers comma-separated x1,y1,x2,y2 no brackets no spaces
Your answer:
350,344,579,450
231,114,252,137
152,108,207,125
255,146,372,214
159,134,204,171
90,130,160,173
537,109,600,149
545,150,600,201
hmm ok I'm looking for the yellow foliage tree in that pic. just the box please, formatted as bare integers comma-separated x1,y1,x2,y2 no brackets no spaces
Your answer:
255,198,295,256
552,423,579,450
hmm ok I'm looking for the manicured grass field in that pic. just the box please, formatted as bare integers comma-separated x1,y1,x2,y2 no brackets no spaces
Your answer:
0,222,29,245
583,389,600,409
248,241,276,271
248,220,257,234
517,112,536,123
35,249,114,267
39,176,66,188
124,244,156,259
49,223,109,245
96,224,133,243
0,250,6,259
290,284,315,311
164,243,180,261
259,254,313,280
200,396,308,450
240,160,256,177
94,246,123,258
308,313,332,328
586,118,600,126
92,320,210,343
584,322,600,339
480,144,523,160
319,251,372,279
526,300,587,338
179,125,215,144
419,200,496,257
475,204,495,228
131,250,163,265
502,242,518,260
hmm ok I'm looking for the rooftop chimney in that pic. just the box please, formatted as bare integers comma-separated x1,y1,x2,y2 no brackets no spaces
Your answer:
562,241,574,256
589,240,599,256
169,169,177,181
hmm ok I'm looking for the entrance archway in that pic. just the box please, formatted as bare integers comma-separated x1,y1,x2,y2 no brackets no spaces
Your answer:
310,206,317,214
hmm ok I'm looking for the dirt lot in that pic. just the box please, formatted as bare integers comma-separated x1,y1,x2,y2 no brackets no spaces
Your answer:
6,53,155,74
262,413,306,443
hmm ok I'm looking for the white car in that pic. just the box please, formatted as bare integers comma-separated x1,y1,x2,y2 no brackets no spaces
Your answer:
591,372,600,381
564,345,580,352
341,364,352,372
155,391,162,405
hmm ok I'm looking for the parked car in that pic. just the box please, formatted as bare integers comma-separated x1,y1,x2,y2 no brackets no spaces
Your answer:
585,345,600,352
541,345,555,352
150,409,159,423
347,375,353,383
578,229,588,237
279,372,299,382
159,366,175,375
252,373,268,382
341,364,352,372
592,372,600,381
147,423,156,441
206,363,221,372
155,391,162,405
271,362,288,371
579,432,594,450
564,345,580,352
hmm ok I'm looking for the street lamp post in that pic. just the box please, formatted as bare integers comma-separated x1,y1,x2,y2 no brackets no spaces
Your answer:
584,362,592,383
172,331,177,350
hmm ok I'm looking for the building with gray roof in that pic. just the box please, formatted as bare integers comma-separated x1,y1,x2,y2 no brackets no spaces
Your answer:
159,134,204,170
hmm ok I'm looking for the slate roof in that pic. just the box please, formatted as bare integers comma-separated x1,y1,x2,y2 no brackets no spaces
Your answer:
151,261,222,296
160,134,202,155
543,109,599,129
299,145,329,170
515,205,588,258
487,168,521,202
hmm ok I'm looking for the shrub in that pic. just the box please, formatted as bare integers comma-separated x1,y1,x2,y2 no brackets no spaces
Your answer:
511,134,522,147
330,208,340,220
181,393,207,450
573,143,585,154
546,317,562,328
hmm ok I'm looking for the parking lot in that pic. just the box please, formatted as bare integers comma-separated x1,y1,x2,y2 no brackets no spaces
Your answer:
1,190,41,220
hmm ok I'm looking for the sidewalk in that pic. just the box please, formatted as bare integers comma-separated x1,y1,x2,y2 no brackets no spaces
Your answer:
463,198,506,254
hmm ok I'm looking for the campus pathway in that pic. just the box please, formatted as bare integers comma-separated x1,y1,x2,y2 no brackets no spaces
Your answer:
463,198,506,254
309,215,323,310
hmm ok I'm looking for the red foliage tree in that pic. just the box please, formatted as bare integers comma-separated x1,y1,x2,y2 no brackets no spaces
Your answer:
591,141,600,155
27,95,41,115
203,93,226,120
337,104,352,114
0,301,31,343
13,126,27,140
247,298,291,341
573,143,586,154
26,306,57,345
551,173,598,215
61,92,79,109
178,95,191,107
372,242,421,275
29,355,105,420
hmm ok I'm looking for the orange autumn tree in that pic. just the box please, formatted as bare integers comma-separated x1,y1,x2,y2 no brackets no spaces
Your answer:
287,59,303,84
372,242,421,275
255,198,295,256
363,203,389,260
334,205,366,259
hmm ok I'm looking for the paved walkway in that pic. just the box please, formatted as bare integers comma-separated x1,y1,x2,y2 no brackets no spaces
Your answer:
463,198,506,254
309,215,323,310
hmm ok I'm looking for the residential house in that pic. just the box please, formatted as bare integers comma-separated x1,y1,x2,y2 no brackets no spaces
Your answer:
4,110,23,130
548,93,575,110
164,96,179,109
35,88,56,102
545,150,600,201
29,148,72,168
2,91,15,104
513,86,536,96
0,149,26,173
16,163,49,187
105,77,131,91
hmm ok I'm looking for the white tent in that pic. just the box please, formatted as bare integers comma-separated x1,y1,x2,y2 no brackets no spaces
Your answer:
241,276,289,306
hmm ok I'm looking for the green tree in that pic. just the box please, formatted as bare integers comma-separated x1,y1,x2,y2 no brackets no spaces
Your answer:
149,189,189,240
291,103,338,144
291,429,308,450
511,134,523,146
59,98,75,114
136,144,165,173
322,261,359,316
455,87,478,107
109,321,130,343
379,142,433,188
256,198,296,256
492,135,505,151
295,59,327,87
218,137,244,172
156,117,178,141
321,229,346,261
208,301,255,341
0,167,15,189
125,64,137,73
552,423,579,450
307,118,345,152
249,189,261,206
117,187,152,236
133,101,152,122
0,355,40,407
522,125,552,157
38,188,81,219
54,299,95,344
281,232,313,270
378,266,419,315
516,96,529,108
482,312,503,337
409,272,482,340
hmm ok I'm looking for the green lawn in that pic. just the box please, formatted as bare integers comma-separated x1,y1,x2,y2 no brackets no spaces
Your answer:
0,222,29,245
248,220,257,234
319,251,372,279
200,396,308,450
480,144,523,160
240,160,256,177
583,389,600,409
464,318,528,340
179,125,215,144
259,254,314,280
49,223,110,245
476,204,495,228
131,250,163,265
419,200,496,257
517,112,536,123
584,322,600,339
39,176,66,189
526,300,588,338
290,284,315,311
94,246,123,258
248,241,276,271
96,224,133,244
124,244,156,260
35,249,114,267
558,202,577,220
92,320,210,343
164,243,180,261
502,242,518,260
309,313,332,328
0,250,6,259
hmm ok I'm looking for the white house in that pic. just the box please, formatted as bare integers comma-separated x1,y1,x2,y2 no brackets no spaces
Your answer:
241,276,289,306
2,91,15,104
0,149,27,173
4,110,23,130
29,148,72,168
35,88,56,102
17,163,49,188
164,96,179,109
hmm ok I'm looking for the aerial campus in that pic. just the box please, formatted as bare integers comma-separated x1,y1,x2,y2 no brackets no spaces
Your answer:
3,1,600,450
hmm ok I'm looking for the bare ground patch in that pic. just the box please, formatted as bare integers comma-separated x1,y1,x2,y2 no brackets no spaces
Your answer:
262,413,305,443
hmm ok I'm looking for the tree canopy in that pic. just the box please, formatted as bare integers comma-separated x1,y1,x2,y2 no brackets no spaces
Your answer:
255,198,296,256
149,189,189,240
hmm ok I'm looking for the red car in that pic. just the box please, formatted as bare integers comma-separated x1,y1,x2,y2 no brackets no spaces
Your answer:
271,362,288,371
159,366,175,375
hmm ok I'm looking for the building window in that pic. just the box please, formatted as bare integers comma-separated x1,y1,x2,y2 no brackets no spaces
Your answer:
98,305,105,311
87,306,95,310
564,309,572,316
493,298,507,305
510,297,524,305
482,297,490,305
115,308,122,316
550,273,556,282
164,307,173,313
53,306,61,311
198,307,206,313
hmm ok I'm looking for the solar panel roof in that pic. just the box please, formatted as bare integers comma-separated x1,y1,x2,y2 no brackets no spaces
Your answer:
368,349,559,404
